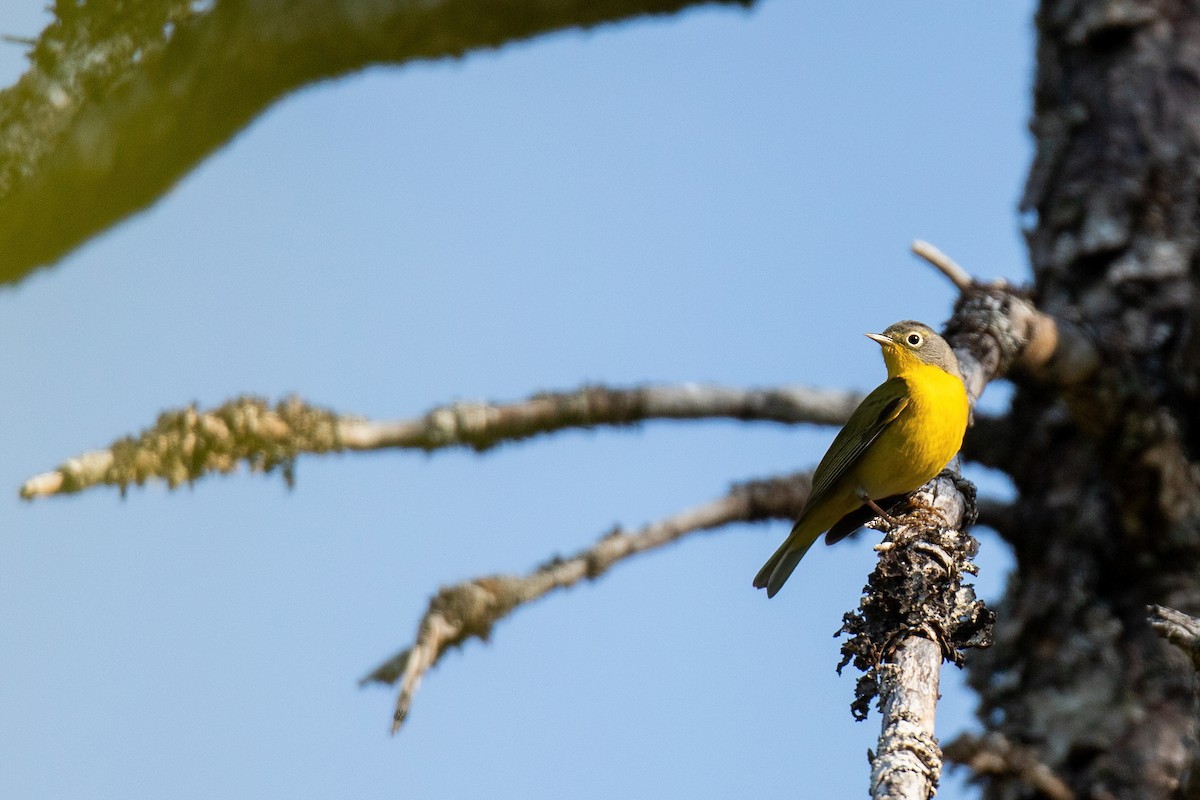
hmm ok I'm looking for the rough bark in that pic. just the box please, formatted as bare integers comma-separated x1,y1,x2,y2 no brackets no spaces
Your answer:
965,2,1200,798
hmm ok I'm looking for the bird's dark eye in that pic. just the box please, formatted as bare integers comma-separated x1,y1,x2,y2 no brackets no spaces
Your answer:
906,332,923,347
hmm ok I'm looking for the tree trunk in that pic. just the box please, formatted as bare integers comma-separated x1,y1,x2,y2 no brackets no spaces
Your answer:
968,1,1200,797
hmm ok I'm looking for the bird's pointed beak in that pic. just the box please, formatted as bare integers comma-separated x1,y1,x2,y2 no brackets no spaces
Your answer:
865,333,891,347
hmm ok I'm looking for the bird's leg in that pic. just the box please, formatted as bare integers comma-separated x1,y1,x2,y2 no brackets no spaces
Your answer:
867,498,902,526
858,489,901,527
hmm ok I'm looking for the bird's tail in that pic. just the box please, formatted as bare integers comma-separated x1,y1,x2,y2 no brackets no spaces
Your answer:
752,521,818,598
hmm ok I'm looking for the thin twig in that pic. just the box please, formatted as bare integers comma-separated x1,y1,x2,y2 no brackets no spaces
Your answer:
914,240,1098,388
20,385,860,499
359,472,813,733
912,240,974,292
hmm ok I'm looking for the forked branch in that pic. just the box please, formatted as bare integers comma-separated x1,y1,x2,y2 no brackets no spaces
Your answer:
359,472,813,733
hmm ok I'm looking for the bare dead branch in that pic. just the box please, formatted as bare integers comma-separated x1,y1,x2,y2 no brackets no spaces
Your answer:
911,240,1099,389
912,239,973,292
359,472,812,733
0,0,752,285
943,732,1075,800
1149,604,1200,671
19,385,860,499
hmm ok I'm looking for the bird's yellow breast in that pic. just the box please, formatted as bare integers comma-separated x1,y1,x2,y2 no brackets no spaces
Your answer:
856,362,969,499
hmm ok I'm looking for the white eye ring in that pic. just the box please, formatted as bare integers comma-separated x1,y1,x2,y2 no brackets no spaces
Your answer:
906,332,923,347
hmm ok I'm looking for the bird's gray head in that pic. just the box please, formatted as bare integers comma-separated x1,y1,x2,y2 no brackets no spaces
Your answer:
866,320,962,379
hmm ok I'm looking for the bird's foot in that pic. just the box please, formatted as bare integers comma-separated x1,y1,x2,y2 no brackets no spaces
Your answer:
900,496,950,529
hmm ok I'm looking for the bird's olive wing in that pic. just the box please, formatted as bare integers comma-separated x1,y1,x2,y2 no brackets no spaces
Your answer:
806,377,910,504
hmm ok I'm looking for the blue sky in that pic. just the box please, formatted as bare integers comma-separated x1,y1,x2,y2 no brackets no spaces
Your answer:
0,2,1034,797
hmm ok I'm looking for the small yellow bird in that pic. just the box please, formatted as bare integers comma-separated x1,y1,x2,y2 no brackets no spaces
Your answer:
754,321,969,597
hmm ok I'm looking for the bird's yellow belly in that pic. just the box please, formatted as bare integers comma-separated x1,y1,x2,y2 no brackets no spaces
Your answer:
856,365,968,499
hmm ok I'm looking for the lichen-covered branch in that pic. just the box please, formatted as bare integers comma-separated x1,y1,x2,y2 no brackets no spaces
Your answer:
0,1,198,202
0,0,752,285
837,473,992,800
19,384,861,499
21,396,340,498
359,472,812,733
